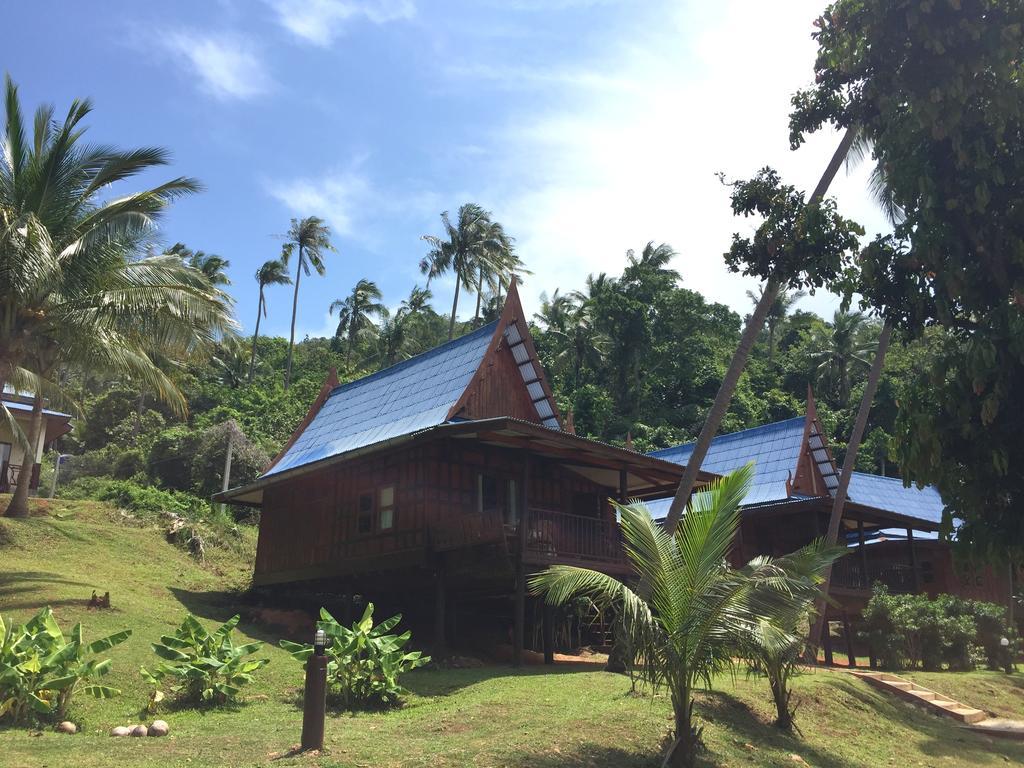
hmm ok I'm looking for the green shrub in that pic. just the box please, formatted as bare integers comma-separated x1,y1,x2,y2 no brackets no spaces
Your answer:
141,614,268,707
60,477,207,519
968,600,1019,672
0,608,131,724
280,604,429,710
861,586,1014,672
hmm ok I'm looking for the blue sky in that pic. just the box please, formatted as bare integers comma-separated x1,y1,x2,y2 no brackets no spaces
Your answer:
8,1,889,339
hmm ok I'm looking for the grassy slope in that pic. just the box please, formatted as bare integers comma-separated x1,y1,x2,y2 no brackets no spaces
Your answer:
1,497,1023,768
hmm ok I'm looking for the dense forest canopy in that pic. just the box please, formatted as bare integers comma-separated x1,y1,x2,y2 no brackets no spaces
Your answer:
55,236,918,506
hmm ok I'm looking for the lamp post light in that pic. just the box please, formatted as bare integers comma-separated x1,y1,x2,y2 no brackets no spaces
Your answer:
300,627,328,751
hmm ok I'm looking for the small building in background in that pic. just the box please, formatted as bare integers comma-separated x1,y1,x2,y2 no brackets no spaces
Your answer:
645,392,1014,665
0,395,72,494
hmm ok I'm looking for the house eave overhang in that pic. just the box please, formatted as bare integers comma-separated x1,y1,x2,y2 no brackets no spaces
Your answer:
214,416,718,507
739,495,942,533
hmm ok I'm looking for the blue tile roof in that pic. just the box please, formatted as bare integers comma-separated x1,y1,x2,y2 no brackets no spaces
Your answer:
643,415,946,530
266,321,497,476
848,471,945,525
647,417,806,511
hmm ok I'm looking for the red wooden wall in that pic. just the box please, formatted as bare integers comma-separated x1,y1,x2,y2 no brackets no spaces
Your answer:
254,437,616,581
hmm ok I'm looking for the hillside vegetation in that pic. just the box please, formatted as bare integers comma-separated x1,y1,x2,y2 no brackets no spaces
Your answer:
1,497,1022,767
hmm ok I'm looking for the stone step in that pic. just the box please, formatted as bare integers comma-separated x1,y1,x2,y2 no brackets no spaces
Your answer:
848,669,990,726
948,708,987,725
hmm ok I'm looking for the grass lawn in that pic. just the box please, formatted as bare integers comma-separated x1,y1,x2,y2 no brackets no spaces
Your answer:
2,497,1024,767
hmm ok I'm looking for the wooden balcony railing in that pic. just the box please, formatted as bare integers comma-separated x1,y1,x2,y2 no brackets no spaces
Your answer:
831,555,916,594
522,507,624,565
0,461,41,493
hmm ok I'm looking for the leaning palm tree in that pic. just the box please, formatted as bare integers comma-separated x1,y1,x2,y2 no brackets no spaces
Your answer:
421,204,511,340
0,76,234,517
659,126,860,534
280,216,335,390
530,464,841,768
248,258,292,381
330,278,385,366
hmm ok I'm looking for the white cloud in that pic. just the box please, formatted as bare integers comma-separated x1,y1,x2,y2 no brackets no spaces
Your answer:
457,0,889,319
266,0,415,46
264,169,371,238
161,31,271,100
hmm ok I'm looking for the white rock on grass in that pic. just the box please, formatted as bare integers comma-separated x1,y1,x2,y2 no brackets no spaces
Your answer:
56,721,77,734
147,720,169,737
110,726,131,737
130,724,148,737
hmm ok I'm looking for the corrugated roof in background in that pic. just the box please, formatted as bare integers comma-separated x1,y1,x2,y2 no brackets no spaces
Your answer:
266,321,498,475
647,417,806,508
848,471,945,525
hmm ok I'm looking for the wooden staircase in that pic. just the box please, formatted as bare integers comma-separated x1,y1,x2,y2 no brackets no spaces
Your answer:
850,670,987,724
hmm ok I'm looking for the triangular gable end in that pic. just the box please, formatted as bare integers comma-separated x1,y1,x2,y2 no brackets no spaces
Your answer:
446,279,562,430
790,386,841,498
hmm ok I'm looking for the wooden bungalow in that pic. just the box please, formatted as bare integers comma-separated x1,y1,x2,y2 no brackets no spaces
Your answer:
217,282,714,663
645,392,1013,665
0,395,72,494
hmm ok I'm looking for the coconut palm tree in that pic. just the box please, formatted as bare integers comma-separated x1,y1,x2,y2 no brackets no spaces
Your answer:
534,290,608,391
421,204,512,340
400,285,432,317
810,310,874,407
280,216,335,390
660,126,860,534
530,464,841,767
370,311,409,368
330,278,386,366
166,243,231,286
0,76,234,517
248,258,291,382
746,285,805,366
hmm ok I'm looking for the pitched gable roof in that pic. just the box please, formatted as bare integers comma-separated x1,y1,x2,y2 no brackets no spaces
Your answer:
644,390,946,529
264,280,561,477
647,417,808,508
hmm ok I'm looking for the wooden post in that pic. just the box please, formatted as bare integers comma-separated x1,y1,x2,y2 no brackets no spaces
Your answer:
822,619,834,666
842,612,856,669
618,468,628,503
907,527,920,593
542,601,555,665
434,559,447,658
857,519,868,588
513,455,531,667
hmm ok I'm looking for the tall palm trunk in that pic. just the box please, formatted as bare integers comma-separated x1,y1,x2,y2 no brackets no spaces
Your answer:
4,394,43,518
248,290,264,382
473,266,484,326
285,248,304,391
661,126,859,532
448,278,461,341
808,322,892,654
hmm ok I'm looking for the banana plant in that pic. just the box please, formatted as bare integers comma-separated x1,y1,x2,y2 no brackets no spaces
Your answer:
0,607,131,723
281,603,429,709
141,614,268,707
